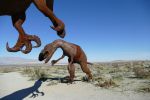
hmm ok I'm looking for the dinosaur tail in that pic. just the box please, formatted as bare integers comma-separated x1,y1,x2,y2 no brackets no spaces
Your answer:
87,62,93,65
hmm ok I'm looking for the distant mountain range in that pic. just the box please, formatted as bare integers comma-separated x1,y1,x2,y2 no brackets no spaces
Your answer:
1,57,148,65
0,57,39,65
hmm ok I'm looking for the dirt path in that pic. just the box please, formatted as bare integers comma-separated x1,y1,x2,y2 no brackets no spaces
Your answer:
0,72,149,100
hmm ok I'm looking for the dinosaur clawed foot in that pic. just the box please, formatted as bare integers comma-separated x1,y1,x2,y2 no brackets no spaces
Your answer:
51,60,57,66
50,20,66,38
6,33,41,54
64,76,74,84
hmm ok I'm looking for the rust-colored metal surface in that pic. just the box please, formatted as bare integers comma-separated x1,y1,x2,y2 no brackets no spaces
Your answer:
0,0,65,54
39,39,93,83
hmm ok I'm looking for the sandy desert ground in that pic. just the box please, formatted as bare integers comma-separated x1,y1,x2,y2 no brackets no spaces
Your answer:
0,60,150,100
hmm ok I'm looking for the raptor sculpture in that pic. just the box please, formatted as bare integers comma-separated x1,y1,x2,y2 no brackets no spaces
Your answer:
0,0,65,54
38,39,93,82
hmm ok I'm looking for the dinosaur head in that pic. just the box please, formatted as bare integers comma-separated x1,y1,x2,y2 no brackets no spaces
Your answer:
39,43,57,63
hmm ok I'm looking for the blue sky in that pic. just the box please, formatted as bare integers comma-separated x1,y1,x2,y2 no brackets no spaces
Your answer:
0,0,150,62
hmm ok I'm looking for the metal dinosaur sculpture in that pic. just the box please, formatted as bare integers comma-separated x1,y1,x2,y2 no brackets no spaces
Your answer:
0,0,65,54
38,39,93,82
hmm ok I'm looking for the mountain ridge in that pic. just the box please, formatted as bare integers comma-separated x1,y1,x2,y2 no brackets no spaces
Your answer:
0,57,39,65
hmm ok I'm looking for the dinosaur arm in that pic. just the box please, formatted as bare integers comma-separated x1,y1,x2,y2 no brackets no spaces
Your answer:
51,54,65,65
33,0,65,38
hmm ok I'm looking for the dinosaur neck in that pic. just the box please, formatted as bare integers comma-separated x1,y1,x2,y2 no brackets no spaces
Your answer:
52,39,64,49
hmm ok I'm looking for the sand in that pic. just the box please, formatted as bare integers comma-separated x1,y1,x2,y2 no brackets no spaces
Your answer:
0,72,150,100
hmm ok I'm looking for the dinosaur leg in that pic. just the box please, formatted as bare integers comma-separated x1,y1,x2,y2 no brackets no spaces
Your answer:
67,63,75,83
33,0,66,38
80,62,92,80
6,13,41,54
67,58,75,83
46,0,54,11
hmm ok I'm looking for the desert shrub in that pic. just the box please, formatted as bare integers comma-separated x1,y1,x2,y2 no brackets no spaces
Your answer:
0,67,15,73
133,67,150,78
1,68,12,73
138,87,150,93
112,63,118,68
93,76,104,82
136,85,150,93
109,68,121,73
22,67,50,80
112,74,123,81
109,67,126,74
22,67,33,74
95,79,118,88
93,74,119,88
32,68,48,79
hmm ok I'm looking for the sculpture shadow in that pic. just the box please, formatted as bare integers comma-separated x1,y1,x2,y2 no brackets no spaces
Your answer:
47,76,82,83
0,78,47,100
0,77,82,100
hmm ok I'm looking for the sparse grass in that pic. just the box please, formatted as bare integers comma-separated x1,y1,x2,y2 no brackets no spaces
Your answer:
136,84,150,93
112,74,123,82
95,79,119,88
93,68,120,88
0,68,13,73
20,65,69,81
22,66,50,80
92,61,150,92
0,67,18,73
0,60,150,93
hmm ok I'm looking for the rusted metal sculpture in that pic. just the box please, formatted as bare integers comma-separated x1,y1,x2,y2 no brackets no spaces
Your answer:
39,39,92,82
0,0,65,54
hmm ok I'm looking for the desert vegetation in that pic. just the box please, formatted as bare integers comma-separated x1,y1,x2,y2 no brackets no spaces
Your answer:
91,60,150,93
0,60,150,93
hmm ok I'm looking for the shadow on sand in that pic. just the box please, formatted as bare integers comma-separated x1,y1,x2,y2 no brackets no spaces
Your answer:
0,78,47,100
0,77,82,100
47,76,82,83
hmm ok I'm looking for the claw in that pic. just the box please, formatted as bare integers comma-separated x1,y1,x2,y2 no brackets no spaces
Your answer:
20,42,32,54
57,29,66,38
50,18,66,38
50,26,56,30
50,26,66,38
50,25,62,32
30,35,41,48
51,60,57,66
6,34,41,54
6,42,20,52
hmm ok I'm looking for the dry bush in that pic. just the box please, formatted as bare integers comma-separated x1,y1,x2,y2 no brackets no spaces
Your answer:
0,67,17,73
112,74,123,82
93,73,119,88
136,84,150,93
0,68,13,73
22,67,33,74
112,63,119,68
138,87,150,93
95,79,118,88
93,76,104,82
133,67,150,78
22,67,50,80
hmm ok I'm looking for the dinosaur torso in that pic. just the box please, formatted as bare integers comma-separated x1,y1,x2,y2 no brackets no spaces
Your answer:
0,0,32,15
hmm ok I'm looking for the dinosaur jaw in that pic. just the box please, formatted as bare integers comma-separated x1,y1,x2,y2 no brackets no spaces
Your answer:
39,49,56,63
38,52,48,61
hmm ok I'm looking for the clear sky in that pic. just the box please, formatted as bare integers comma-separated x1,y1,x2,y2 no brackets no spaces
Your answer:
0,0,150,62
